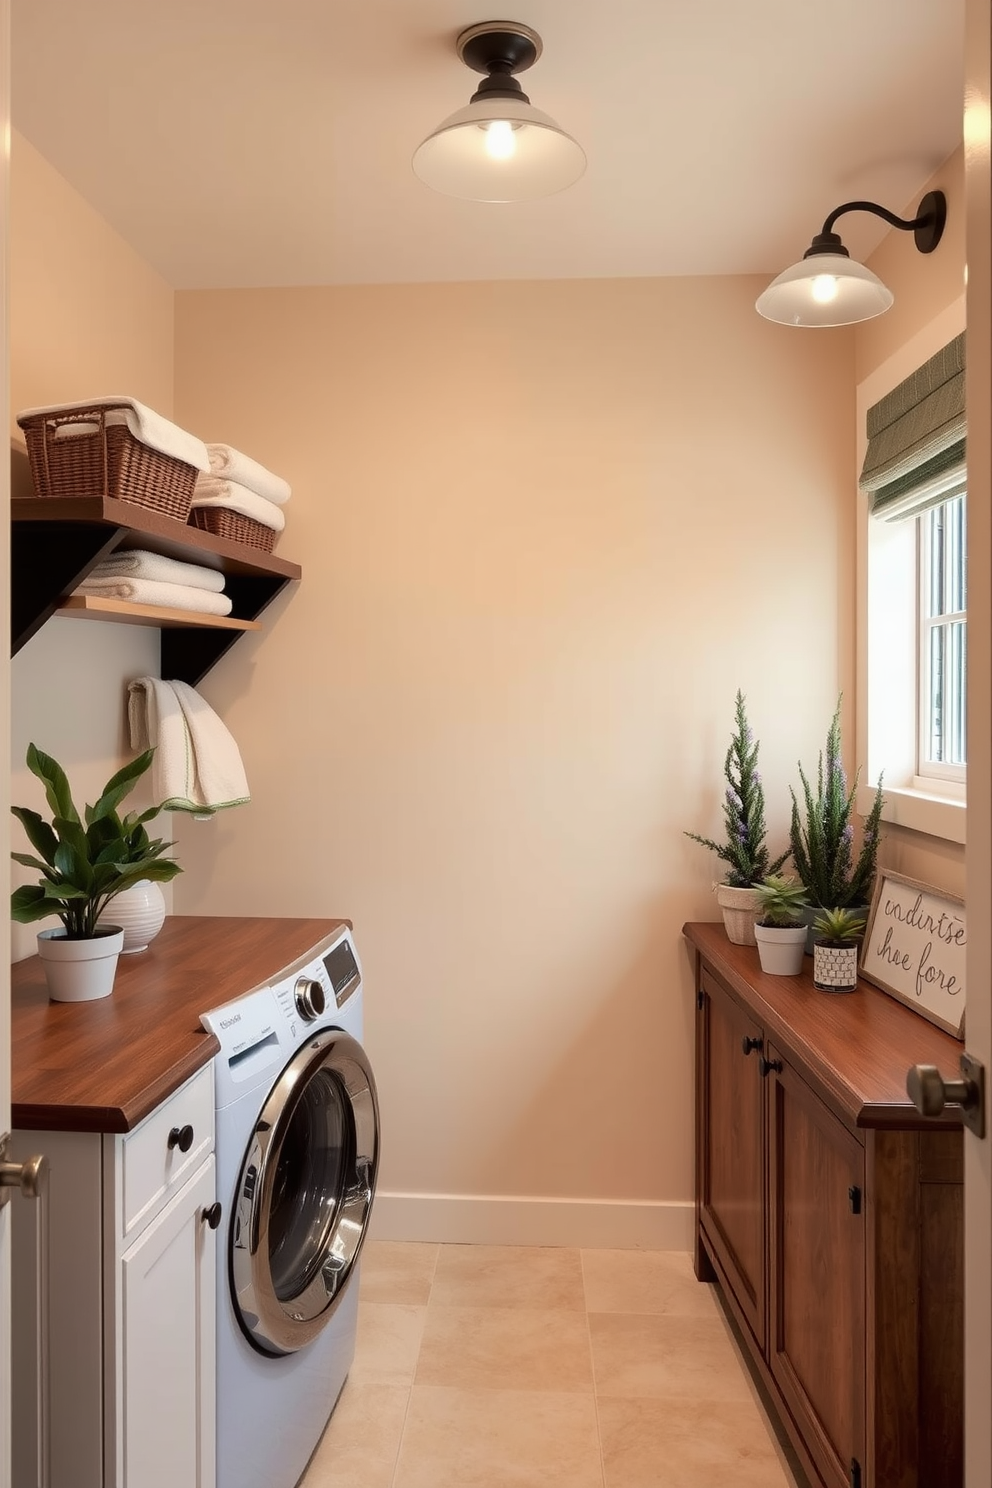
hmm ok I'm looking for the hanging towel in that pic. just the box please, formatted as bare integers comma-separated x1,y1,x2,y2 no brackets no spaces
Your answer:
85,548,227,593
16,397,210,472
74,578,233,616
128,678,250,814
191,477,286,533
205,444,291,505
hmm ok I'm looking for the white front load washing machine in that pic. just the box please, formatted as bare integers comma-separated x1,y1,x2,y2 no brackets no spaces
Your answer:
201,924,379,1488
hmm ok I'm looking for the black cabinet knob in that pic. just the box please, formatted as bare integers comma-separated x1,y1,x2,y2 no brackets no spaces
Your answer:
202,1202,223,1230
741,1035,764,1057
759,1056,784,1078
168,1124,194,1153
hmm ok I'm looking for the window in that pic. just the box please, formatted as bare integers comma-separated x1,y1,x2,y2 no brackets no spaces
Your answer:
859,330,967,839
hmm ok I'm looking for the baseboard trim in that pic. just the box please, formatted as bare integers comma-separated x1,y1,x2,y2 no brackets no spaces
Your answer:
368,1193,693,1250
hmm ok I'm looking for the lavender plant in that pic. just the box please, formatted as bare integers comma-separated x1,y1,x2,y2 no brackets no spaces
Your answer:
685,691,788,888
789,699,885,910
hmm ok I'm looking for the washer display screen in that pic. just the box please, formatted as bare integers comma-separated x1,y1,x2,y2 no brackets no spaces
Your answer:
323,940,359,998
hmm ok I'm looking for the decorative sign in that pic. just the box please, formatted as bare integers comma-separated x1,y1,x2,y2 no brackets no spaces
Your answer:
860,871,966,1038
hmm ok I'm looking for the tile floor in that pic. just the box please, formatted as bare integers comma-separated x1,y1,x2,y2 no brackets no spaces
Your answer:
300,1243,802,1488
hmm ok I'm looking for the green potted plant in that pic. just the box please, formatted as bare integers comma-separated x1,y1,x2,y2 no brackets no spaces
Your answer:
811,906,867,993
790,698,884,952
753,875,809,976
10,744,182,1002
685,690,788,946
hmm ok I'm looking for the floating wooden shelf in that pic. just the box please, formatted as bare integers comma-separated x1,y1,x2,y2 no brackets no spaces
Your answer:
11,443,301,684
58,595,263,632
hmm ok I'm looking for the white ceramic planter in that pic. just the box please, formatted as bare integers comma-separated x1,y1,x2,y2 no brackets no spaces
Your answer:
715,883,761,946
812,940,860,993
99,879,167,954
754,923,807,976
37,926,125,1002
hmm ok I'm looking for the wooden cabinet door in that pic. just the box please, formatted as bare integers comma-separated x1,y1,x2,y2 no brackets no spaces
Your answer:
698,968,766,1349
118,1157,216,1488
769,1053,865,1488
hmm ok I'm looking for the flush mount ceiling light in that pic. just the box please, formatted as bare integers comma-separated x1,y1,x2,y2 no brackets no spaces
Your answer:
756,190,947,328
412,20,586,202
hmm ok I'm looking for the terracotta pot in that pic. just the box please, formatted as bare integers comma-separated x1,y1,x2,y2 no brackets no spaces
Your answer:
715,883,761,946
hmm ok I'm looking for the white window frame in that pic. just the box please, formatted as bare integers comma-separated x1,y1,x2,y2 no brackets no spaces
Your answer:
916,494,967,789
857,301,967,847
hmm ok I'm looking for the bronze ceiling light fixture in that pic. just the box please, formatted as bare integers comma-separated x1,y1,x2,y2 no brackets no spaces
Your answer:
412,20,586,202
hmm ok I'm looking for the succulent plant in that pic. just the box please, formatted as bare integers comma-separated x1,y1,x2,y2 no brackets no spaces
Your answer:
811,906,867,944
754,874,809,928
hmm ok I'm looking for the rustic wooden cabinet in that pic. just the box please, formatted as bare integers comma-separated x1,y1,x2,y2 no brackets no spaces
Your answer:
687,921,964,1488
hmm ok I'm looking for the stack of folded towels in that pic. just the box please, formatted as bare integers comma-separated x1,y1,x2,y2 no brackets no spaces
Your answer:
192,444,291,543
73,549,232,615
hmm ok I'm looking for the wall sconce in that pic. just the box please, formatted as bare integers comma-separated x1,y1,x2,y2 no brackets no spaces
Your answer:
412,20,586,202
756,190,947,327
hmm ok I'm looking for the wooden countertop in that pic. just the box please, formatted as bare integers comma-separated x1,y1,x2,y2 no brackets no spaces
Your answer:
683,920,965,1130
12,915,347,1134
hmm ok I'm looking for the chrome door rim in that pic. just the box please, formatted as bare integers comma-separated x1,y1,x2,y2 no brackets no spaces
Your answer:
231,1028,379,1355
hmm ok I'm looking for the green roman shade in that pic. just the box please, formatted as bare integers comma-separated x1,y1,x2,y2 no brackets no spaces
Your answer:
860,332,966,520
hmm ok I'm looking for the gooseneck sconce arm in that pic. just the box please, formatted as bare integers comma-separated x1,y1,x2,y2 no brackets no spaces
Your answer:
756,189,948,327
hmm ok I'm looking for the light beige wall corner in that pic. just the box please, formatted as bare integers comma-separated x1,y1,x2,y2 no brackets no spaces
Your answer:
174,277,854,1230
856,148,966,386
9,132,174,959
854,147,967,897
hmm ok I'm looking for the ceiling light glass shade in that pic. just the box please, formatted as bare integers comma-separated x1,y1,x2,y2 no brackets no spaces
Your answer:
756,254,894,328
412,97,586,202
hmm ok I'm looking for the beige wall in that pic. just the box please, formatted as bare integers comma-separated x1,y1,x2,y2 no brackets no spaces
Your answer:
854,148,967,898
8,131,175,960
174,277,855,1241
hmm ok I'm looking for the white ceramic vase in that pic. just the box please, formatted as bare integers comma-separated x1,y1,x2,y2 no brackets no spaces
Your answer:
754,923,807,976
715,883,761,946
101,878,167,954
37,926,125,1002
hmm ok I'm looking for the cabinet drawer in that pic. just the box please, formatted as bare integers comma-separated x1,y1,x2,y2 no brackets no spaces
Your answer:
118,1064,215,1242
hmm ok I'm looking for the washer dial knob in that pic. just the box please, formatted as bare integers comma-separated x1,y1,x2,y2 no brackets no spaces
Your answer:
294,976,326,1022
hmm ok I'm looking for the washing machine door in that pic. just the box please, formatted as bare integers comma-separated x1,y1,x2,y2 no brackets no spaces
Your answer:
230,1028,379,1355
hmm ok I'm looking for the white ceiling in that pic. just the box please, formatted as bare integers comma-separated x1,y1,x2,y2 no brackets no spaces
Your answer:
11,0,965,290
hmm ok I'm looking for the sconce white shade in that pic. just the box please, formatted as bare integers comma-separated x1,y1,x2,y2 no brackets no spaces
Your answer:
756,254,894,328
413,96,586,202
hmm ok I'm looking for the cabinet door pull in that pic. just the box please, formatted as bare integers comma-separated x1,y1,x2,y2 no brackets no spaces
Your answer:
848,1185,862,1215
168,1124,194,1153
850,1459,862,1488
741,1035,763,1057
759,1056,783,1078
202,1202,223,1230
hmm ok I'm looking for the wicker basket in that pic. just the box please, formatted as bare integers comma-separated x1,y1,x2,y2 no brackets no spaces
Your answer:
189,507,278,553
17,404,197,521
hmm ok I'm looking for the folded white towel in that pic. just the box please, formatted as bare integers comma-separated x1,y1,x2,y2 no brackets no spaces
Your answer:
191,477,286,533
86,548,227,593
74,577,233,616
16,397,210,473
206,444,291,505
128,678,251,814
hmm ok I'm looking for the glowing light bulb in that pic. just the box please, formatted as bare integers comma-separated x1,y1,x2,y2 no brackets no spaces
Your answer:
811,274,839,304
484,119,516,160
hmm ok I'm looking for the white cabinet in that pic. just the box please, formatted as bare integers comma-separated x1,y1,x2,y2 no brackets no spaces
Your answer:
11,1063,217,1488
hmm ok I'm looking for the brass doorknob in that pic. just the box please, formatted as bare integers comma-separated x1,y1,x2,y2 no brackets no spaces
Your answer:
0,1150,48,1203
907,1053,986,1138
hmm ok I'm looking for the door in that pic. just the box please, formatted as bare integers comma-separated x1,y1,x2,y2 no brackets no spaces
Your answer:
768,1055,865,1488
0,5,12,1484
964,3,992,1483
697,968,766,1348
120,1158,216,1488
230,1028,379,1356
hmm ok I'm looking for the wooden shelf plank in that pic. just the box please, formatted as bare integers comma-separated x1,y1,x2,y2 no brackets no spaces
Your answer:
57,595,262,631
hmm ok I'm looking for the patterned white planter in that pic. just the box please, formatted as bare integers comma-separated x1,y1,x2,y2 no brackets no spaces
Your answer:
812,940,860,992
715,884,761,947
99,878,167,954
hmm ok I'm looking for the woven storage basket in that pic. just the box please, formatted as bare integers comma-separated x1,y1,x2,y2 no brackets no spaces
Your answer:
190,507,278,553
17,404,197,521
